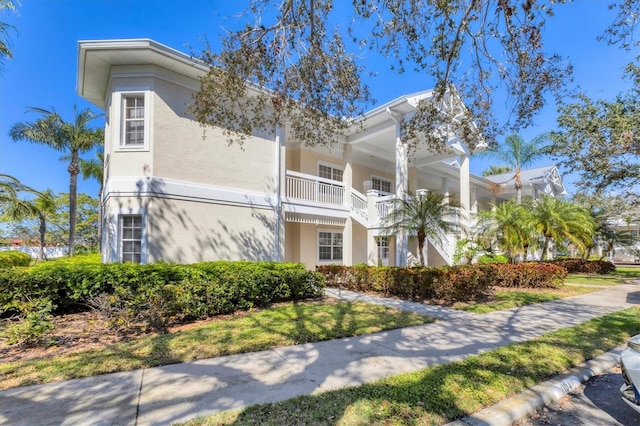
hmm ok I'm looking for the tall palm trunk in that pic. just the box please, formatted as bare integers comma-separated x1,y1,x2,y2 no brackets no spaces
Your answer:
515,168,523,205
417,229,426,266
38,212,46,261
68,150,80,257
543,235,552,261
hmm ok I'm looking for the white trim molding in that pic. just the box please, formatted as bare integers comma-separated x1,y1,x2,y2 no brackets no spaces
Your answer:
103,176,275,210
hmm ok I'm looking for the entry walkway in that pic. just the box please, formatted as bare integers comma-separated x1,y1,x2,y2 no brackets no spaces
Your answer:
1,284,639,425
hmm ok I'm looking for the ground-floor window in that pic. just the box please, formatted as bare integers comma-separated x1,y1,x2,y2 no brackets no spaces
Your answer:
319,230,343,261
377,236,390,261
120,214,142,263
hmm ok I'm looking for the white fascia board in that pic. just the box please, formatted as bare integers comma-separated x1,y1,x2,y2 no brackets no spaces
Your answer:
103,177,274,209
282,201,350,218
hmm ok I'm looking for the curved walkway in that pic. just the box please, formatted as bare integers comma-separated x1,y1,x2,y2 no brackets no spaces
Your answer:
1,284,639,425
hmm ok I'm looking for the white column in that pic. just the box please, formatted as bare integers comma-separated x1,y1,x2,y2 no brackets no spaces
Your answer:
342,145,353,265
273,125,285,261
441,177,450,200
459,154,470,232
388,109,408,267
366,189,380,266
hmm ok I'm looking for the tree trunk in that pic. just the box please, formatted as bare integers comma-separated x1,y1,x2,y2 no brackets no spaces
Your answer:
38,213,46,261
417,230,425,266
68,151,80,257
515,168,523,205
543,236,552,261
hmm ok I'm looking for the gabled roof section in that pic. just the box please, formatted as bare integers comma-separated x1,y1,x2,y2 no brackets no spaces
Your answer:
484,165,567,197
77,39,207,109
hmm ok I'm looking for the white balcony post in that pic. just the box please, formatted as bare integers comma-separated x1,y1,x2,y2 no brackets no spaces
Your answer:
273,125,284,261
388,108,408,267
459,154,470,232
342,144,353,265
367,189,380,266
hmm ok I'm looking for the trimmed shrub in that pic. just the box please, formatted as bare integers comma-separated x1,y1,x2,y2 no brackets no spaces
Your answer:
317,262,568,302
0,251,31,268
317,265,491,302
545,258,615,274
0,259,325,326
477,254,509,264
479,263,567,289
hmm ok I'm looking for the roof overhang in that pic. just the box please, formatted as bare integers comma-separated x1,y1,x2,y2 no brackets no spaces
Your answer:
77,39,207,109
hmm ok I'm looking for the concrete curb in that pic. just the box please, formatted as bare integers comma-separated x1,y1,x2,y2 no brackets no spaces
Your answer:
445,346,625,426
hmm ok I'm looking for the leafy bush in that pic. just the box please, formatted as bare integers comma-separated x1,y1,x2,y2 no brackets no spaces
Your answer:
545,258,615,274
317,265,491,302
477,254,509,264
318,262,568,302
1,298,55,346
479,263,567,289
0,251,31,268
0,259,325,328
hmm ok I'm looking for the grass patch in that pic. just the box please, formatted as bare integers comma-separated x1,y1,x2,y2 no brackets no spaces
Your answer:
565,273,632,286
183,307,640,426
0,300,432,390
453,286,599,314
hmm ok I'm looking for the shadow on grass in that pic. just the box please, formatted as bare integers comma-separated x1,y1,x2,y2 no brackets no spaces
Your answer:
197,308,640,426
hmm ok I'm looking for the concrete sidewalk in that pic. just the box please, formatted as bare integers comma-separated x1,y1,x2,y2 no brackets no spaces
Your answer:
1,284,639,425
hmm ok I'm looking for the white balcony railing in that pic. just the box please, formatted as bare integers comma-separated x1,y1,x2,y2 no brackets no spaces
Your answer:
376,195,396,222
286,170,345,205
351,189,368,222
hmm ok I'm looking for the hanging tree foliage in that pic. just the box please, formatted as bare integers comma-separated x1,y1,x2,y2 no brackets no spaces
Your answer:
191,1,640,153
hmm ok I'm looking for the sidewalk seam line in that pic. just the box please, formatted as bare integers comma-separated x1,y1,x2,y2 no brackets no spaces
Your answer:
134,367,145,426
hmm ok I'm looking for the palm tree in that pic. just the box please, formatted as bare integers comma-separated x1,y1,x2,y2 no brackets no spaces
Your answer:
384,190,460,266
527,196,595,260
0,173,22,205
475,200,534,263
9,106,103,256
63,148,104,250
0,0,17,62
3,189,56,261
478,133,548,204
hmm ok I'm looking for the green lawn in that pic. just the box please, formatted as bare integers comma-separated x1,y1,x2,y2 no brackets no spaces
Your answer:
453,285,599,314
182,307,640,426
0,300,432,390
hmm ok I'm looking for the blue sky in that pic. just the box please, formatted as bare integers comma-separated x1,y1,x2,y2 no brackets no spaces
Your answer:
0,1,636,198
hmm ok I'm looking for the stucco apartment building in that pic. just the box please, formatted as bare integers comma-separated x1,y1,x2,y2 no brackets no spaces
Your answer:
76,39,565,268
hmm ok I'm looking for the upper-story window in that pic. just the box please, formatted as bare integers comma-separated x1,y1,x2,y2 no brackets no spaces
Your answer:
372,176,393,194
115,89,150,151
123,95,145,146
318,164,343,182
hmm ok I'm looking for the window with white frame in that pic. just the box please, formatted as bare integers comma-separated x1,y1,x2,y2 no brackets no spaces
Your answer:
377,236,390,261
372,176,393,194
318,164,343,182
120,214,143,263
318,230,343,261
122,94,145,147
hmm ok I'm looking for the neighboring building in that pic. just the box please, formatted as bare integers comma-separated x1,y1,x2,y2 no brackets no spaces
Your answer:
484,165,567,200
76,39,565,268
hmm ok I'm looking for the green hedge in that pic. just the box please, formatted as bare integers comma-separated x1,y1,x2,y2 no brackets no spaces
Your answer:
0,251,31,268
480,263,567,289
317,264,492,302
0,259,324,319
317,262,567,302
545,258,615,274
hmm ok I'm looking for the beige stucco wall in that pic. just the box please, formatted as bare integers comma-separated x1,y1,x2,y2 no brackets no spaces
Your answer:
351,162,395,194
294,148,343,176
352,224,368,264
151,78,277,193
284,222,300,263
104,195,277,264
